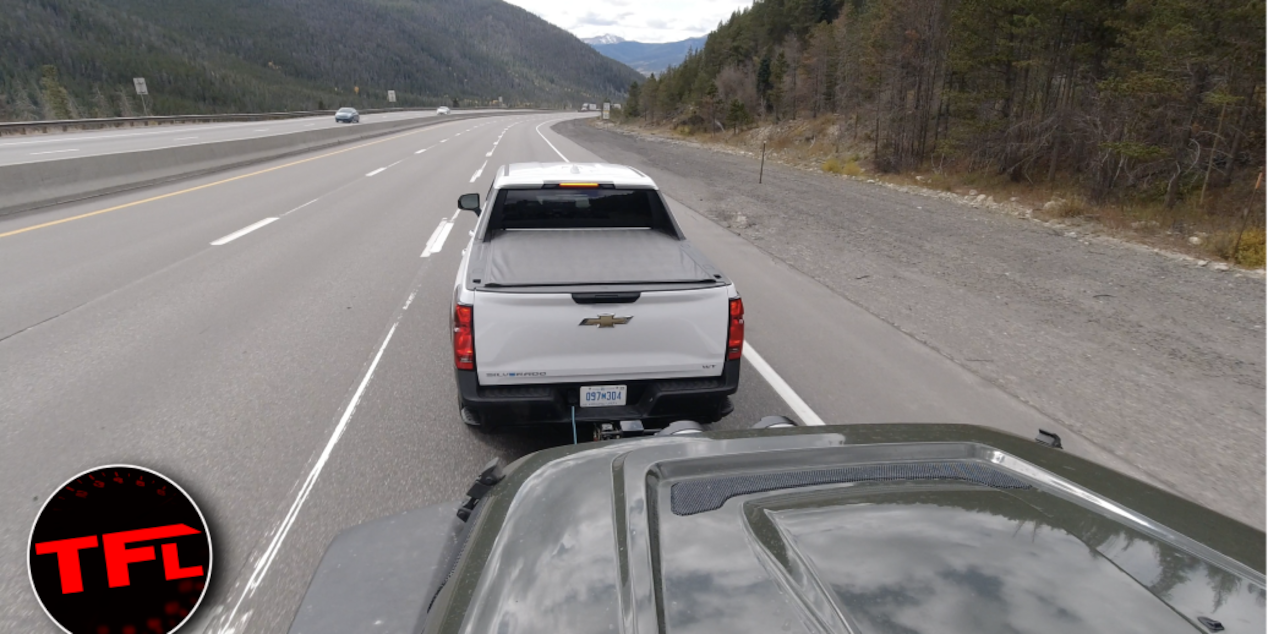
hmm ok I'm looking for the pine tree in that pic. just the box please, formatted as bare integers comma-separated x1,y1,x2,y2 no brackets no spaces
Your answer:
39,65,72,120
11,89,39,121
91,85,113,118
626,81,641,117
117,87,136,117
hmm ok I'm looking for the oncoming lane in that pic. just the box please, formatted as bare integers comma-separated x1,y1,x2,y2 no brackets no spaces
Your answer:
0,109,512,167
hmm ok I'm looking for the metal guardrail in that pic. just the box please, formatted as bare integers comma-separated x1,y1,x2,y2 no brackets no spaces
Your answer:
0,107,511,136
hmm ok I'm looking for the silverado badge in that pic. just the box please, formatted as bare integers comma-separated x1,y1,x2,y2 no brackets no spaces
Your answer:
579,314,633,328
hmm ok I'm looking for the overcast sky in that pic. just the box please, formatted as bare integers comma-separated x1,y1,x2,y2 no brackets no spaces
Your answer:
503,0,754,43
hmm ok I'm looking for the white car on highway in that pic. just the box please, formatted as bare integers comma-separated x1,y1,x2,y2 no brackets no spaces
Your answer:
451,163,743,431
436,106,451,115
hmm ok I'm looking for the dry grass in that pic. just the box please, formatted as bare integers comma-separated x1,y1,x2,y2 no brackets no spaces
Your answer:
619,116,1267,269
1210,229,1267,267
822,157,863,177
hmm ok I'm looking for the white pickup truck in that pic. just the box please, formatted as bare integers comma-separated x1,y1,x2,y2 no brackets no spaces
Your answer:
451,163,743,431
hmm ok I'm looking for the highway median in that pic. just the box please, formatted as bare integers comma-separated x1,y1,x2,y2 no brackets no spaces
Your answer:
0,112,511,217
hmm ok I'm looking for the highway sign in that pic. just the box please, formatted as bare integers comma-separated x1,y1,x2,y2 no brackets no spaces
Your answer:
387,90,396,103
133,78,148,96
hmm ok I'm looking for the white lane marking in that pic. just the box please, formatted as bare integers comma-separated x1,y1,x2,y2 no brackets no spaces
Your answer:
175,136,199,141
388,160,403,168
440,138,448,143
216,319,400,631
742,343,825,426
420,219,448,257
281,198,319,217
365,167,387,177
210,217,279,246
486,151,493,157
470,160,488,182
535,120,568,160
429,220,456,255
30,148,79,155
304,123,315,127
403,290,417,310
254,129,270,132
415,147,430,154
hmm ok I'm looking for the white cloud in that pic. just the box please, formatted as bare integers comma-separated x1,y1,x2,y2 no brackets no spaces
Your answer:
504,0,753,43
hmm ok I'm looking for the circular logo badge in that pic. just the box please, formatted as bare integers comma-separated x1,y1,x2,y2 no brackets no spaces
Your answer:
28,465,213,634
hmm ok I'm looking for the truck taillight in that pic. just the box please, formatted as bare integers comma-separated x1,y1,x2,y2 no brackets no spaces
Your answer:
727,298,744,360
453,304,475,370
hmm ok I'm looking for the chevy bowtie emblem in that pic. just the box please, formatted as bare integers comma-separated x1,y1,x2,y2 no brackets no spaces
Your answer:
579,314,633,328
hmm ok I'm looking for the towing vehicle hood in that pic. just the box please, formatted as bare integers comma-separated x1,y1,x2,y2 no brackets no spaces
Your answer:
290,425,1265,634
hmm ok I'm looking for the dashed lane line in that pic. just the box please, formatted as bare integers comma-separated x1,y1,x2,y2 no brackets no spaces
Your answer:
209,217,279,246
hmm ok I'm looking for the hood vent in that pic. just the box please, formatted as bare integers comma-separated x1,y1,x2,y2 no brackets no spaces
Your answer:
670,461,1030,516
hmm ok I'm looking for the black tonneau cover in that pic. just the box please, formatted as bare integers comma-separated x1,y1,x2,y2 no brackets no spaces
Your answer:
466,229,727,290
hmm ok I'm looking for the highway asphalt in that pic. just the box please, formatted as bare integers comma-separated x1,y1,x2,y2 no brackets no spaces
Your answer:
0,112,1164,633
0,109,508,167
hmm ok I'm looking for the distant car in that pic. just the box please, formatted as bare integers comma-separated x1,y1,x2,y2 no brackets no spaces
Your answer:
436,106,451,115
335,107,360,123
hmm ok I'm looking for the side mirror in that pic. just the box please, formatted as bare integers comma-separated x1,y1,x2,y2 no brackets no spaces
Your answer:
457,193,480,215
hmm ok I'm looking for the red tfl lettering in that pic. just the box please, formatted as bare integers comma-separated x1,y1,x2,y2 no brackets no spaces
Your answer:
34,524,204,594
34,535,99,594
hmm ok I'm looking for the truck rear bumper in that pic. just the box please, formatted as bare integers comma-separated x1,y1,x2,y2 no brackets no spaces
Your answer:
456,359,740,428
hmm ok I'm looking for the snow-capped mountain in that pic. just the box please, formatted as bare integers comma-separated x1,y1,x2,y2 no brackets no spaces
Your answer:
584,35,708,76
582,34,626,45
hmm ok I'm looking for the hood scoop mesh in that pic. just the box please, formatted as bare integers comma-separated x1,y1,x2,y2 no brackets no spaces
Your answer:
670,461,1029,516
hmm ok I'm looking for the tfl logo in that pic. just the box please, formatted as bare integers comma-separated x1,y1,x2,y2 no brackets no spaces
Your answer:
28,466,213,634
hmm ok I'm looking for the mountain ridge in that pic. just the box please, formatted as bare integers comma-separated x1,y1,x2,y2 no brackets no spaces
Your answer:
587,36,708,76
0,0,642,119
583,34,626,45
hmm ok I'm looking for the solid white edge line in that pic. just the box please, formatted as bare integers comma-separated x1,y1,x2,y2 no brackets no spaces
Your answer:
534,120,569,161
420,219,447,257
429,220,456,254
209,217,279,246
30,148,80,155
215,321,399,632
366,167,386,177
742,342,826,426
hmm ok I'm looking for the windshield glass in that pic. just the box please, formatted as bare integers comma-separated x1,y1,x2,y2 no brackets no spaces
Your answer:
337,108,354,113
497,188,659,229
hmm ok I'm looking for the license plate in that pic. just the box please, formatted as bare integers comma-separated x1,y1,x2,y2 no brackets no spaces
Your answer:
580,385,627,408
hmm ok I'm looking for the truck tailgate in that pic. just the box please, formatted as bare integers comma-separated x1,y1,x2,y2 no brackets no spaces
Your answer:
473,286,730,386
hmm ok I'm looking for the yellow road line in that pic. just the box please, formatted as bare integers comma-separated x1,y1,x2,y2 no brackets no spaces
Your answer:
0,120,459,240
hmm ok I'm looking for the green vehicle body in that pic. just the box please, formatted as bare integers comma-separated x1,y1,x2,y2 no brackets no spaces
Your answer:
289,424,1265,634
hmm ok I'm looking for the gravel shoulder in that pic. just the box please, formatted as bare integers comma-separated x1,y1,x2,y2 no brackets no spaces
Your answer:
558,119,1266,529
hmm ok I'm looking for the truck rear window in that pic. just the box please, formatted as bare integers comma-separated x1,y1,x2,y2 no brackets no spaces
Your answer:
497,189,660,230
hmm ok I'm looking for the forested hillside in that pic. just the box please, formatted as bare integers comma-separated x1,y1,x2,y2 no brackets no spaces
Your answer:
629,0,1264,232
0,0,642,119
